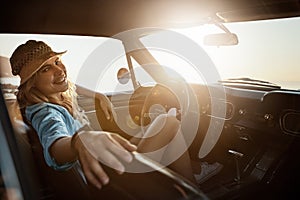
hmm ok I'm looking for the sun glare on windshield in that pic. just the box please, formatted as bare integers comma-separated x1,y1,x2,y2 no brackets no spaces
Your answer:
174,18,300,90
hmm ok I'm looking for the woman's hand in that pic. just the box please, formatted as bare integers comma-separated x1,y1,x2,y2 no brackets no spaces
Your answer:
95,93,116,121
73,131,137,189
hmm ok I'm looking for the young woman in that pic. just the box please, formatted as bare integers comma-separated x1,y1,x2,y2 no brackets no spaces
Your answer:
10,40,221,190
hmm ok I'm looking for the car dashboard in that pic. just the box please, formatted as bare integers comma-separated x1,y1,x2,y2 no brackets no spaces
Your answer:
189,83,300,199
77,81,300,199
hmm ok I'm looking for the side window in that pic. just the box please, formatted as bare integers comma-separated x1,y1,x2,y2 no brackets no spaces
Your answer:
94,53,135,94
131,58,156,87
74,38,135,94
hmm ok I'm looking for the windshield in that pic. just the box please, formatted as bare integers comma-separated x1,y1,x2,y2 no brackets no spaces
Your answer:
1,17,300,92
169,17,300,90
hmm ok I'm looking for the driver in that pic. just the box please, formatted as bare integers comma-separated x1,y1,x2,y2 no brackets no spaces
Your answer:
10,40,221,190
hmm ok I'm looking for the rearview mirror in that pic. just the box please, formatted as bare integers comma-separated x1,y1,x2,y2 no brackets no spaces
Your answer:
203,33,238,46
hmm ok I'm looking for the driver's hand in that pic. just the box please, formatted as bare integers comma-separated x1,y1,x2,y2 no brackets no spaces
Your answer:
73,131,137,189
95,93,116,121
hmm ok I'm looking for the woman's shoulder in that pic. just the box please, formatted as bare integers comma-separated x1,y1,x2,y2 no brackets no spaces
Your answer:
25,103,68,119
26,102,64,111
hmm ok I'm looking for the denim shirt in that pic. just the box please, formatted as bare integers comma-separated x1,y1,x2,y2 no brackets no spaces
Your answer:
25,102,83,171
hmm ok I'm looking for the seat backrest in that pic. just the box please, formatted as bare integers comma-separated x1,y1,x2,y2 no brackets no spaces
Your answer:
24,118,92,200
4,96,53,199
4,95,92,199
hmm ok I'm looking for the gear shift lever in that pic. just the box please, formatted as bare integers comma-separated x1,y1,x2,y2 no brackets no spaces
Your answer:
228,150,244,183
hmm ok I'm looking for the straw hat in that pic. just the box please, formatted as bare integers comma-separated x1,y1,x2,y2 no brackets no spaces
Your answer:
10,40,66,85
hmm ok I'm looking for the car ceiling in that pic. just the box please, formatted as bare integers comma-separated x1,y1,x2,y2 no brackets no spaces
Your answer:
1,0,300,37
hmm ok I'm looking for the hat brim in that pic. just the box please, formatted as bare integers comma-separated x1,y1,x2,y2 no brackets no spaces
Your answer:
19,50,67,85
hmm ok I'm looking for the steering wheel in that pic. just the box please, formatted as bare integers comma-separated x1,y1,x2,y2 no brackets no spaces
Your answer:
129,84,181,126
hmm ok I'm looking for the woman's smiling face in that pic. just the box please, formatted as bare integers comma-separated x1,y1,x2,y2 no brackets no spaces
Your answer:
34,56,69,99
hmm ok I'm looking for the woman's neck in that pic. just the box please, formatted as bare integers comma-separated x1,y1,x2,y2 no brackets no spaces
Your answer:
48,92,64,102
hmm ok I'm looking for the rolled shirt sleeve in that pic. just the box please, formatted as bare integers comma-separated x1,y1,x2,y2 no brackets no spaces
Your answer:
25,103,83,170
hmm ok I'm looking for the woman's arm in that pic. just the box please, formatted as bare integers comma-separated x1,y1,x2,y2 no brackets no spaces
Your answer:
50,136,77,164
75,84,96,97
76,84,114,120
52,130,137,189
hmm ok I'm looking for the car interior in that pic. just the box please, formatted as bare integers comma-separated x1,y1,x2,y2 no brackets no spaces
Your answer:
1,0,300,200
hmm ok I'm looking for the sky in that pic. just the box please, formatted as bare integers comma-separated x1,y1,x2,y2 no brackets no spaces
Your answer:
176,17,300,86
1,17,300,91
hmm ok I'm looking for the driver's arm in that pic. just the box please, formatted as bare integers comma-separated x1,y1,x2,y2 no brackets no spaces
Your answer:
75,84,114,120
